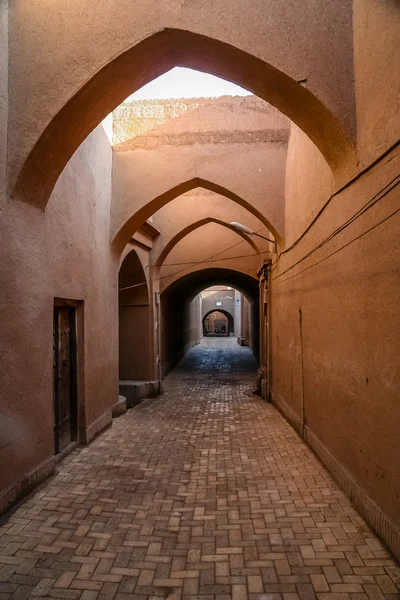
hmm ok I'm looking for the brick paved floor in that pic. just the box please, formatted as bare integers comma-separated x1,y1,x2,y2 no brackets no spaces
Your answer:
1,337,399,600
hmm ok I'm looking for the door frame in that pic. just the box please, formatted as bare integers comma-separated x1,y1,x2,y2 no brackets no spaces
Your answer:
53,298,84,454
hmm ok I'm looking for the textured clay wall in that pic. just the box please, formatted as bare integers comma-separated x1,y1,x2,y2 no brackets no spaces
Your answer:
201,290,236,322
184,296,201,354
0,0,8,214
284,124,334,247
113,96,289,147
119,307,152,380
353,0,400,165
272,32,400,553
0,125,118,505
7,0,354,199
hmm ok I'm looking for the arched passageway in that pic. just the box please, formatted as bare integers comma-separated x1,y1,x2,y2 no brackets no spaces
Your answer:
203,309,234,336
13,29,356,210
160,268,259,375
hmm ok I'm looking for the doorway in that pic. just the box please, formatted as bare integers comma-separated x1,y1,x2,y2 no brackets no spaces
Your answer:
53,305,78,454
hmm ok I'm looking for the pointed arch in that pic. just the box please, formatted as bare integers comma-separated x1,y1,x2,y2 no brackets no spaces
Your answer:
203,309,234,335
112,177,278,255
156,218,259,268
13,29,356,210
118,248,153,381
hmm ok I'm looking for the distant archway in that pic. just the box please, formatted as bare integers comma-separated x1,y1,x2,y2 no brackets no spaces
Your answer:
13,29,356,210
161,267,260,373
203,309,234,336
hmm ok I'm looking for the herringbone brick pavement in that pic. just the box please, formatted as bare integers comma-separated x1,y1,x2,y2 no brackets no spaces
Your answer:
0,337,399,600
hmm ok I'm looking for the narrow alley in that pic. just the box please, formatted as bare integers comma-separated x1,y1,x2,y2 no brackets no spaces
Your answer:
1,339,398,600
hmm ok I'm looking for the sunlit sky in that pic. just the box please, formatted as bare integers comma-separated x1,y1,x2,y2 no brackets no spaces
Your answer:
127,67,251,100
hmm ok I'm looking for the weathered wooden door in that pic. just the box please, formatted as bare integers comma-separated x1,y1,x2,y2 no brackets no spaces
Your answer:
54,306,77,453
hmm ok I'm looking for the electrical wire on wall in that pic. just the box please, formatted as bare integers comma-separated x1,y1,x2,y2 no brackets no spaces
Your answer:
272,174,400,282
272,138,400,268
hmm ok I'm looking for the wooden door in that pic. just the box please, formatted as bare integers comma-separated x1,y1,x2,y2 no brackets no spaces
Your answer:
54,306,77,453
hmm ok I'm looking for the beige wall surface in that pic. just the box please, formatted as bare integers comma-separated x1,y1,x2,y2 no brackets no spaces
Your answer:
201,290,236,322
158,223,266,293
284,124,334,247
118,249,153,381
119,306,152,381
112,96,289,146
0,0,8,214
272,136,400,528
112,143,287,246
353,0,400,165
0,125,118,495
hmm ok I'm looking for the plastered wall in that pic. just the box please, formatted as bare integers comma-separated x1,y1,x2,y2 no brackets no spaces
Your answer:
0,0,8,214
0,125,118,504
272,49,400,551
353,0,400,165
284,124,334,247
7,0,355,199
111,96,288,245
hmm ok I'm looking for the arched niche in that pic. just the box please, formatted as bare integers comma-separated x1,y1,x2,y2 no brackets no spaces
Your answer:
118,249,152,381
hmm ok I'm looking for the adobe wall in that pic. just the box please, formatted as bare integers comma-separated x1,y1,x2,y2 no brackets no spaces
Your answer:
272,6,400,555
118,249,153,381
112,96,289,146
0,125,118,511
7,0,355,199
111,96,288,245
353,0,400,165
284,124,334,247
184,296,202,354
0,0,8,214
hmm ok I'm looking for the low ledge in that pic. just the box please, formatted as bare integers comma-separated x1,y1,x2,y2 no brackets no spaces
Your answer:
0,409,114,518
112,395,127,418
272,391,400,565
119,380,160,409
84,409,113,444
0,456,55,517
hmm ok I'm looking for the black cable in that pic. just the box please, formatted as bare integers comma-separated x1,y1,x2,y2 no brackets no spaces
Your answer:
161,249,266,267
274,205,400,285
273,176,400,281
273,140,400,261
271,174,399,271
119,248,267,291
